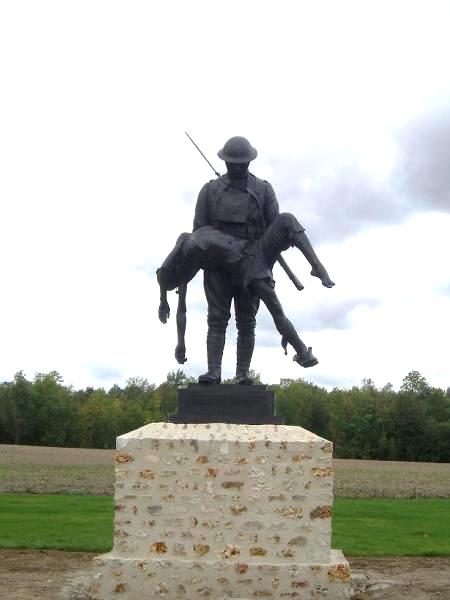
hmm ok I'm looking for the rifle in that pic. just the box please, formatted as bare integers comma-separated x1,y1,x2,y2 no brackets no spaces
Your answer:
276,254,304,291
185,131,304,292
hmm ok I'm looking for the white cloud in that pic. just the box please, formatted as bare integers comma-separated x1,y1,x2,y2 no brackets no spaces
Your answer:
1,1,450,391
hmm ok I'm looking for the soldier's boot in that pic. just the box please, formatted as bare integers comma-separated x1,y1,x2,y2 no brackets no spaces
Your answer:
198,329,225,384
292,231,335,288
235,334,255,385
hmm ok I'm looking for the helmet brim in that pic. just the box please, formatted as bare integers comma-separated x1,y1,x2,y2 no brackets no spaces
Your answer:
217,148,258,163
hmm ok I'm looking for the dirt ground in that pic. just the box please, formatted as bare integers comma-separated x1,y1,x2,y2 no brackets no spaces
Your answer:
1,443,449,497
0,549,449,599
0,444,113,466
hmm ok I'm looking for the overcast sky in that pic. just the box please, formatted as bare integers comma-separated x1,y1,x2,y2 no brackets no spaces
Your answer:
1,1,450,391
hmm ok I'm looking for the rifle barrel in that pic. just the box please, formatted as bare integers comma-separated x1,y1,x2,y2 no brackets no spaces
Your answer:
185,132,221,178
277,255,304,291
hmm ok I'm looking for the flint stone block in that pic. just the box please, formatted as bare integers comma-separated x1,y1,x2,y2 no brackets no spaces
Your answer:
93,423,351,599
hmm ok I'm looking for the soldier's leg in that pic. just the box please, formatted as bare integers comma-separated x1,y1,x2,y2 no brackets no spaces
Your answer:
234,288,260,385
198,270,232,384
249,278,318,368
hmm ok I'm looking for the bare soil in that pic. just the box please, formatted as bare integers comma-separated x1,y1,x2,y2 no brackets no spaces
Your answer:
333,458,450,499
0,550,449,600
1,444,449,498
0,444,113,466
0,444,113,495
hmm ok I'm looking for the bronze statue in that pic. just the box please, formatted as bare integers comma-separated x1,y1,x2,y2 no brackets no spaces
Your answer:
157,136,334,384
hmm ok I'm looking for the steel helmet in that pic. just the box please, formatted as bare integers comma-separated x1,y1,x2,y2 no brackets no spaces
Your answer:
217,136,258,163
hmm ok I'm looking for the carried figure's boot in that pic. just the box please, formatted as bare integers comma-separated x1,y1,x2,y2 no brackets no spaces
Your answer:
293,347,318,368
198,329,225,384
280,320,319,368
235,334,255,385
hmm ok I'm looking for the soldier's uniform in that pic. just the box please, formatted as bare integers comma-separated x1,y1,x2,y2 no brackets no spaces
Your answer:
193,171,280,383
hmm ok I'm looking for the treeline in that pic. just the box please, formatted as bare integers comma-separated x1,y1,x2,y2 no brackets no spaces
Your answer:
273,372,450,463
0,369,449,462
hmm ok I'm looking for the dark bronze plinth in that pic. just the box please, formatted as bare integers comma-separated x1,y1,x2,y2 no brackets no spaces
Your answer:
170,383,283,425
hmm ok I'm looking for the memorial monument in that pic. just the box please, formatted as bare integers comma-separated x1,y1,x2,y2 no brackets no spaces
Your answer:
89,137,351,599
157,135,335,384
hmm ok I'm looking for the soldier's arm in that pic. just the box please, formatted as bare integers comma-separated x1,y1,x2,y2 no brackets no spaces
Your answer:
193,183,210,231
264,181,280,225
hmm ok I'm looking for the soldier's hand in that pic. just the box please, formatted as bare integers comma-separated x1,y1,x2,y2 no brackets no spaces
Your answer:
311,266,335,288
158,299,170,323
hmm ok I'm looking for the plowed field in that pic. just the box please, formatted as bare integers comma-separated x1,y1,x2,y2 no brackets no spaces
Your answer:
1,444,449,498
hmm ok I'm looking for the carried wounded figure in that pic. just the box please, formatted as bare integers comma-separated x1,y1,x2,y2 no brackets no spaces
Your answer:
157,136,334,384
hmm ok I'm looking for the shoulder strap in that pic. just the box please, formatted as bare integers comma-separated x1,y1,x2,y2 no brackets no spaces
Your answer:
209,176,227,195
246,174,266,228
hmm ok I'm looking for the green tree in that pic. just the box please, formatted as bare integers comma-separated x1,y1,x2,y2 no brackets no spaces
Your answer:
391,392,427,461
1,372,35,444
80,390,122,449
31,372,80,447
166,370,194,388
401,370,430,396
274,378,329,436
223,370,262,385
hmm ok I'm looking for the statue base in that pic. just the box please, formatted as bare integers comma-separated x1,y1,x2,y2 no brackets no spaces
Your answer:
90,423,351,599
170,384,283,425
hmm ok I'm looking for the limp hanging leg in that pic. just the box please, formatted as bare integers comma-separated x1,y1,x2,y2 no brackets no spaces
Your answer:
292,231,335,288
260,213,335,289
250,279,318,368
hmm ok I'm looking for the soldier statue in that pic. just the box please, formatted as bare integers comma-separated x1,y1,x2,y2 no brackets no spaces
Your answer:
157,136,334,384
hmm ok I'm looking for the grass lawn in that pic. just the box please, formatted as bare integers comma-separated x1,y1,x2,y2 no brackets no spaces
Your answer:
0,494,449,555
0,494,113,552
333,498,450,556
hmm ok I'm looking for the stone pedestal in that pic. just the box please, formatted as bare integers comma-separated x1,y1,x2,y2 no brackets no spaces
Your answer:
90,423,351,599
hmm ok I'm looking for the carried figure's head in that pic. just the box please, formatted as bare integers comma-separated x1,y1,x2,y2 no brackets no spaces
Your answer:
218,136,257,180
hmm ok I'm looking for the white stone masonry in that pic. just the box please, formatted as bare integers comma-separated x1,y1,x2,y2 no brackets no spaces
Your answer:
90,423,351,599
